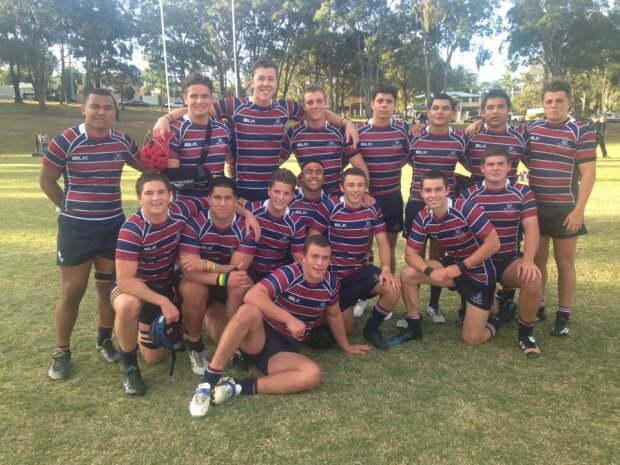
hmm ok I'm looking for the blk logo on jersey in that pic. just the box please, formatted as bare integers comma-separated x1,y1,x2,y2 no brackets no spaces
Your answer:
242,118,256,124
71,155,89,161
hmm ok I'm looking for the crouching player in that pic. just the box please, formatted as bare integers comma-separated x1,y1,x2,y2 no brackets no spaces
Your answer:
393,170,502,346
188,235,370,417
111,172,203,395
461,146,542,357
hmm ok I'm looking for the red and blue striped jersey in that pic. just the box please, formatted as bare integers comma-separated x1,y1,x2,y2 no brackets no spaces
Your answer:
178,211,256,263
43,124,140,220
214,96,304,196
310,196,387,277
260,262,339,342
289,189,331,229
281,121,358,195
522,119,596,207
357,120,409,197
115,198,202,288
464,127,526,184
407,198,496,285
461,182,537,260
407,128,468,201
248,200,306,274
168,115,232,200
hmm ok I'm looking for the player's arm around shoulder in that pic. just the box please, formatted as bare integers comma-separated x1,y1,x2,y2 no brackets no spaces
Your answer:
325,303,370,355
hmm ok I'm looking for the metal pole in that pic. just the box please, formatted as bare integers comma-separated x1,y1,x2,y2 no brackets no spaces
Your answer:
232,0,239,97
159,0,172,112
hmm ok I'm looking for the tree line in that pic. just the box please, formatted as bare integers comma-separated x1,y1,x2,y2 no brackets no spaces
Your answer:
1,0,618,115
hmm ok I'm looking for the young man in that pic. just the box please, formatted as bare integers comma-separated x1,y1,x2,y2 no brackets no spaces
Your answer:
40,88,143,381
356,84,410,270
289,160,331,228
524,80,596,335
463,89,527,185
461,147,542,357
112,172,203,395
394,170,501,346
309,168,401,349
177,176,256,375
155,60,358,201
403,94,468,324
166,73,232,200
248,168,306,282
188,235,370,418
280,84,368,195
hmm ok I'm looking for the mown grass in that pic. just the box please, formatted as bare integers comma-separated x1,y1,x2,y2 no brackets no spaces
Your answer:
0,102,618,465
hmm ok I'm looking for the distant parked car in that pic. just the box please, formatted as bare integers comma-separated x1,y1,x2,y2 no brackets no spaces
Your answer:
170,100,185,108
46,90,60,101
22,90,36,99
464,115,483,123
605,112,620,123
130,100,149,106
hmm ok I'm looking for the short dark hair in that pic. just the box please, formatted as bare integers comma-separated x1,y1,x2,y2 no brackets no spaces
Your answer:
421,170,447,188
270,168,297,190
304,234,331,254
182,73,214,95
481,145,511,164
135,171,173,196
428,93,456,111
342,167,368,186
542,80,572,100
302,84,326,101
481,89,511,111
209,176,237,197
300,159,325,169
251,59,278,79
371,84,398,101
84,88,117,109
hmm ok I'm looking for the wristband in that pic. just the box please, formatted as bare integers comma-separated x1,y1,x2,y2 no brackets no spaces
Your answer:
203,260,218,273
216,273,228,287
457,261,468,273
423,266,434,277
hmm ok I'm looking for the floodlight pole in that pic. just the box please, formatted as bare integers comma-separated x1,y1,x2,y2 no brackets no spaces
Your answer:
232,0,239,97
159,0,172,112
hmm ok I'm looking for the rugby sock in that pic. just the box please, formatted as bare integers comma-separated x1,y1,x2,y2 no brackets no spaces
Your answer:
97,325,113,346
517,318,534,340
239,377,257,396
364,303,390,331
120,347,138,369
429,286,442,309
557,306,571,319
57,346,71,356
485,315,504,338
502,288,516,303
187,338,205,353
202,365,223,386
406,314,422,337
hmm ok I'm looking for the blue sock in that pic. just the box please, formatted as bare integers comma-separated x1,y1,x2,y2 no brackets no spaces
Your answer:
239,377,257,395
202,365,223,386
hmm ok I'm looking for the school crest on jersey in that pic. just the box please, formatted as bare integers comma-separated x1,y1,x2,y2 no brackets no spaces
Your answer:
505,203,515,211
454,228,463,236
114,152,123,160
508,145,515,152
560,139,570,147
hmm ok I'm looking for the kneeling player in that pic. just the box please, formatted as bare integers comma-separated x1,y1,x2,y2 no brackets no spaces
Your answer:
112,172,203,395
461,147,542,357
394,170,502,346
188,235,370,417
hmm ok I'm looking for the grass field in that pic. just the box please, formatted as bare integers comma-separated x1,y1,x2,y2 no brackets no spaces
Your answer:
0,101,618,465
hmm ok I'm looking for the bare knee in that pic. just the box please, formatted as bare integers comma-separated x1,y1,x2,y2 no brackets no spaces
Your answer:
400,265,421,285
233,304,262,327
114,299,141,322
462,333,485,346
140,346,167,365
301,362,322,389
180,281,208,308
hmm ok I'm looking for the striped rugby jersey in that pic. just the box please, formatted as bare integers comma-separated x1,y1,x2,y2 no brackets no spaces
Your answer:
408,198,496,285
260,262,340,342
461,181,537,260
310,196,387,277
522,118,596,207
44,124,140,220
407,128,468,202
289,189,331,229
115,198,203,288
357,120,409,197
214,96,304,196
281,121,358,195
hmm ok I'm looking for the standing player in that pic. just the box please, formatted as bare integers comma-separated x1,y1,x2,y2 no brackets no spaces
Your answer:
112,172,202,395
40,88,143,381
188,235,370,418
403,93,468,324
309,168,401,349
177,176,256,375
280,84,368,195
289,160,331,229
248,169,306,282
524,80,596,335
461,147,542,357
155,60,358,201
393,170,501,346
356,84,410,271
